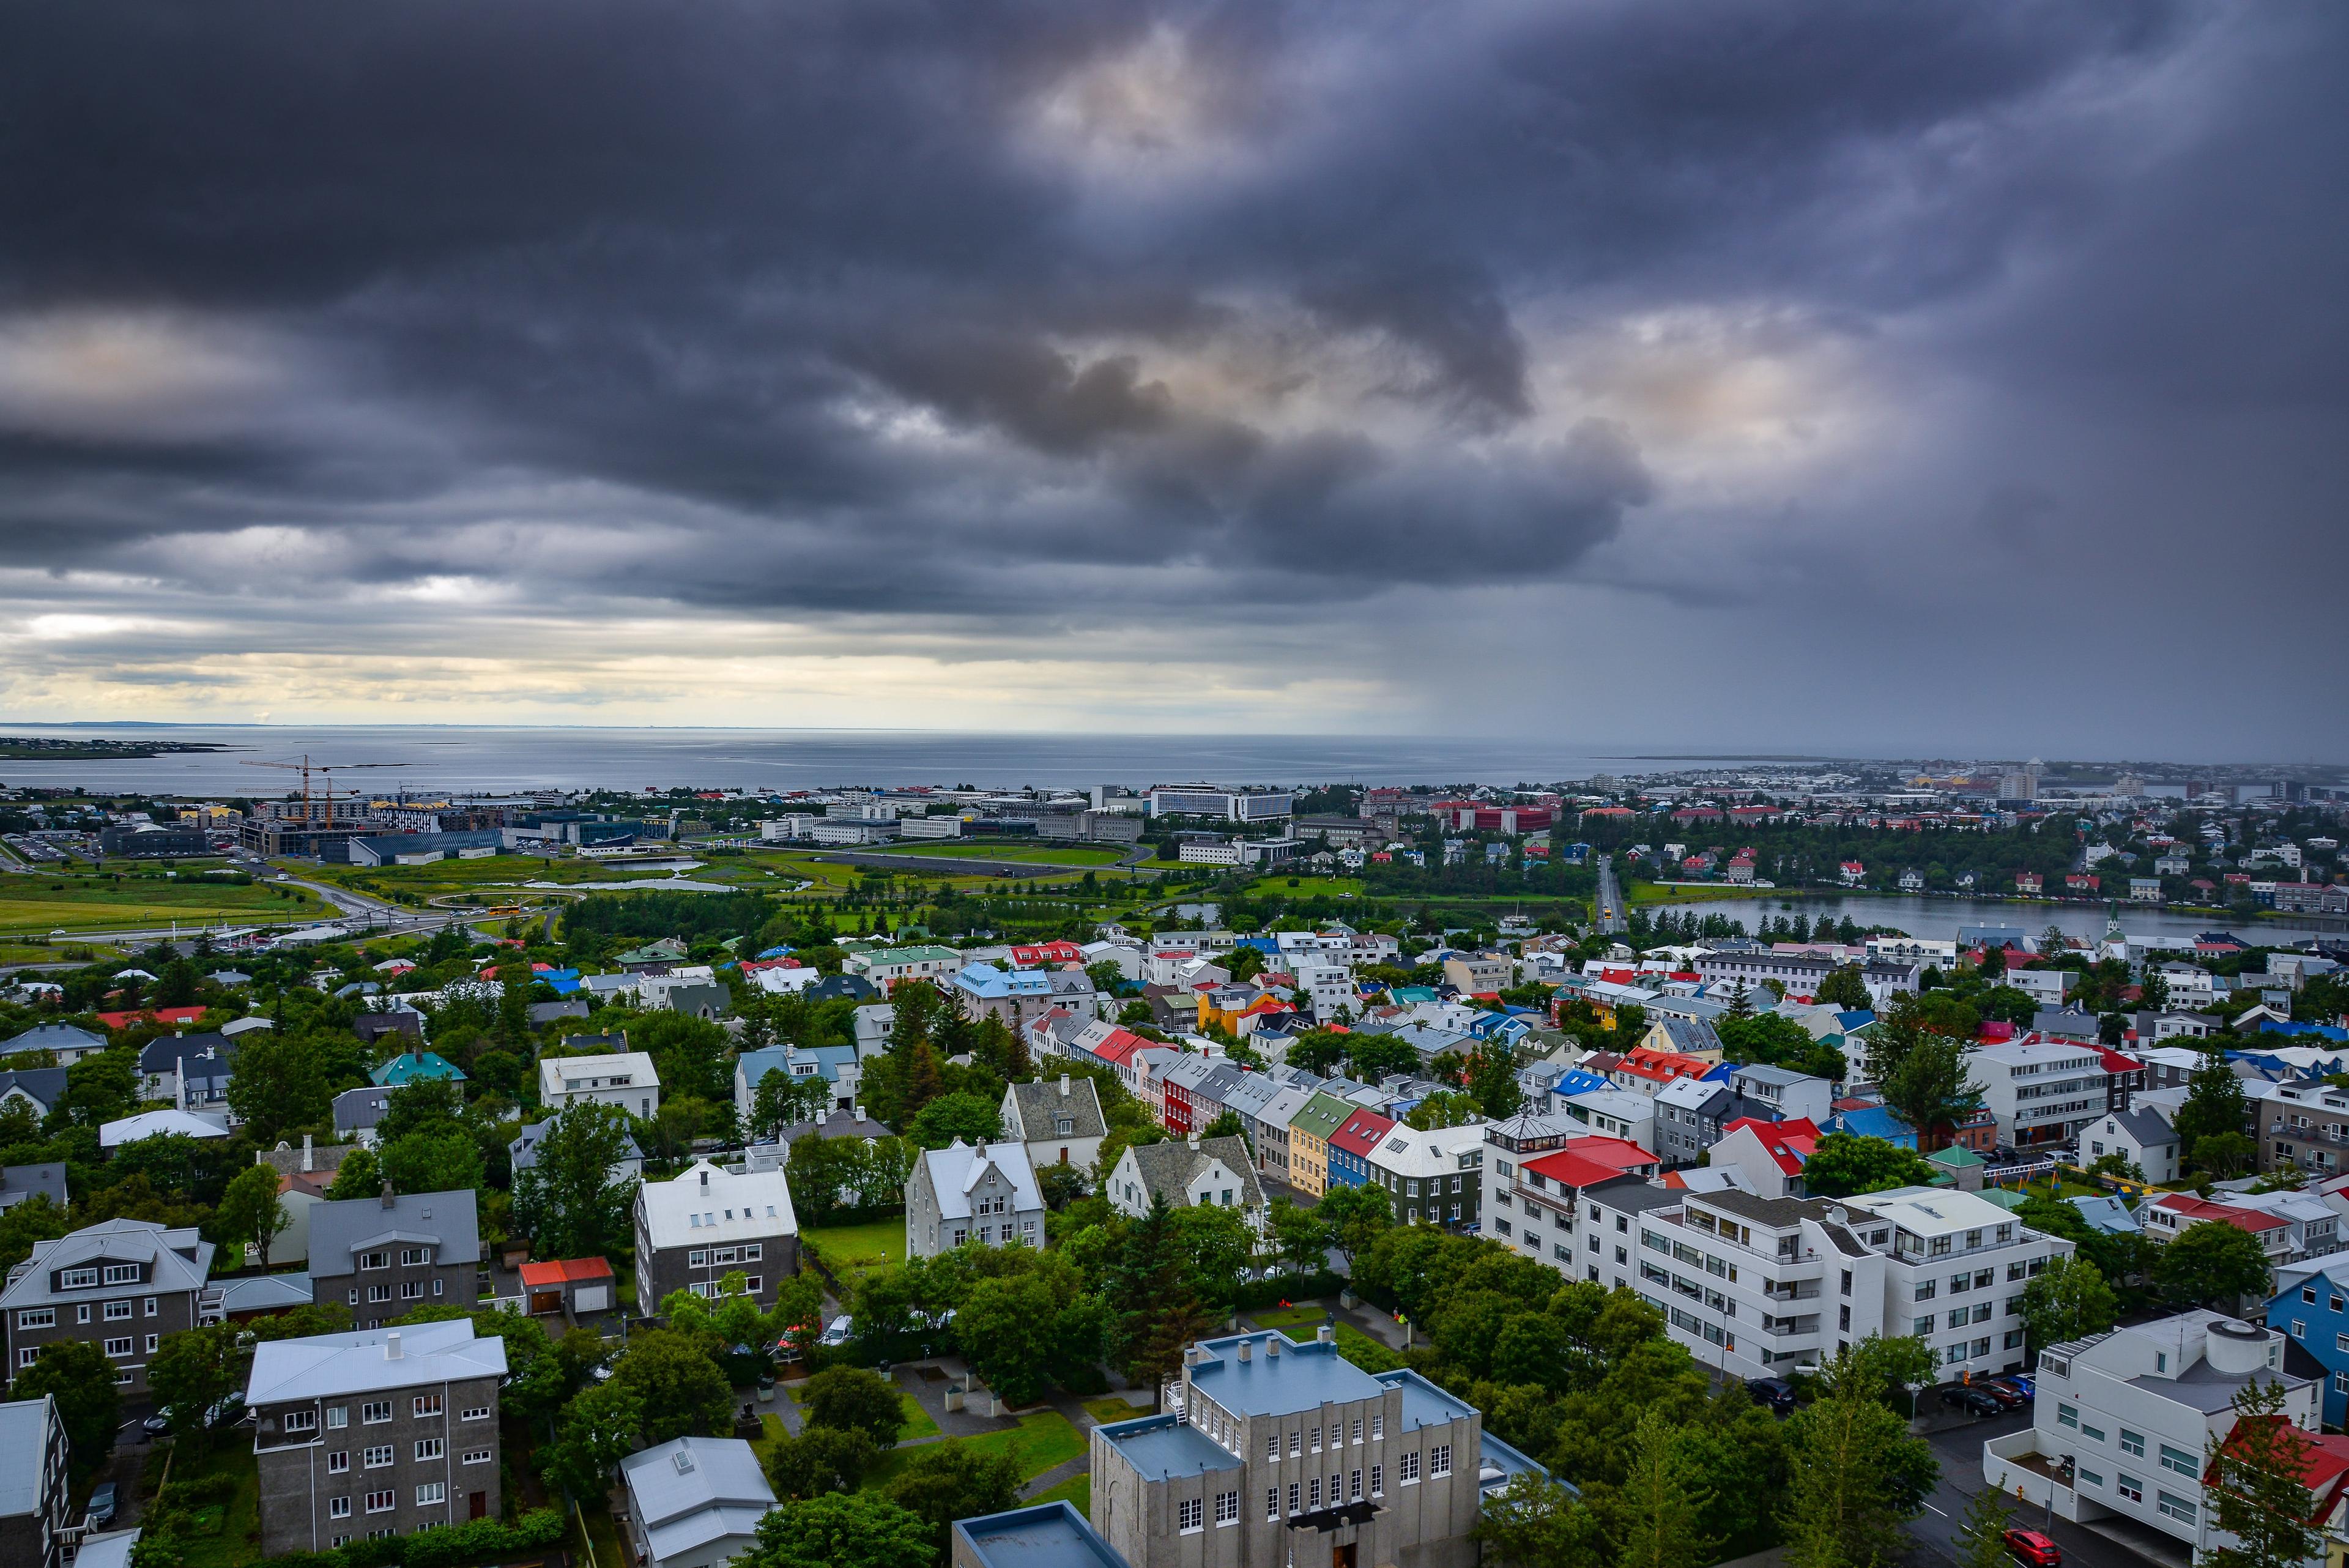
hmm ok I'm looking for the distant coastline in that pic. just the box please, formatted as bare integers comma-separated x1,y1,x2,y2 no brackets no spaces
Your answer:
0,735,237,760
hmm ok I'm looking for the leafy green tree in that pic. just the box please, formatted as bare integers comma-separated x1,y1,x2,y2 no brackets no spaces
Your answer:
1780,1379,1929,1568
1315,1181,1395,1266
1816,965,1872,1011
1606,1410,1716,1568
55,1049,138,1128
0,1192,72,1276
1953,1463,2016,1568
1405,1090,1482,1130
1466,1041,1524,1118
325,1145,382,1200
2175,1046,2249,1156
613,1328,736,1442
373,1076,466,1145
2194,1132,2259,1179
380,1124,486,1195
797,1365,907,1446
765,1423,881,1499
1200,1109,1247,1142
1476,1471,1609,1568
736,1491,936,1568
10,1340,120,1476
217,1162,292,1267
751,1067,828,1139
513,1102,637,1259
1798,1134,1937,1198
224,1030,333,1143
881,1440,1023,1555
148,1323,247,1452
2153,1221,2274,1310
1880,1035,1982,1150
1167,1202,1256,1309
1269,1198,1330,1276
2018,1255,2120,1351
542,1381,644,1498
2206,1377,2324,1568
906,1091,1001,1150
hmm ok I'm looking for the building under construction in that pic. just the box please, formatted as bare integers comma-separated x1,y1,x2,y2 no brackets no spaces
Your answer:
237,814,377,859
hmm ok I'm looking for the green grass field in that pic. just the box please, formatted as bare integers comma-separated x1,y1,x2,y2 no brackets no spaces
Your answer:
864,1410,1086,1491
1239,875,1367,898
1245,1307,1324,1329
1028,1473,1092,1514
161,1439,263,1568
1083,1397,1153,1426
0,874,327,936
803,1217,907,1275
782,1380,940,1441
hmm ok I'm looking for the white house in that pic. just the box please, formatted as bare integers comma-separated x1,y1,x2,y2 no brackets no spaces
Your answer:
904,1141,1045,1258
619,1436,776,1568
538,1050,661,1118
998,1075,1108,1173
2083,1106,2182,1184
1104,1135,1266,1232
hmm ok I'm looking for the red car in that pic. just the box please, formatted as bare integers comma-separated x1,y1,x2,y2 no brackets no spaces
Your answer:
2003,1528,2061,1567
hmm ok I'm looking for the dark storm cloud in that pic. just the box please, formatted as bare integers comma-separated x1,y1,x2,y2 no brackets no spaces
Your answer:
1,0,2345,743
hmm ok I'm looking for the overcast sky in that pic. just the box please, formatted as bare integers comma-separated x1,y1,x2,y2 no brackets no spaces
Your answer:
1,1,2342,758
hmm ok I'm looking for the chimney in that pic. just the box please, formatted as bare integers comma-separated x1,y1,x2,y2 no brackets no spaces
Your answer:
1316,1321,1335,1345
301,1134,313,1174
380,1180,395,1209
1238,1339,1252,1363
1059,1074,1071,1098
385,1331,402,1361
1266,1336,1280,1357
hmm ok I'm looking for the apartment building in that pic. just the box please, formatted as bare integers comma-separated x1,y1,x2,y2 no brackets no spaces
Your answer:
844,944,963,992
0,1395,69,1568
1364,1121,1486,1230
2260,1080,2349,1176
1091,1326,1543,1568
1480,1130,1668,1285
1286,1093,1353,1198
634,1159,799,1316
248,1320,506,1553
309,1189,480,1331
1972,1042,2110,1148
1984,1313,2315,1554
1,1219,219,1397
537,1050,662,1118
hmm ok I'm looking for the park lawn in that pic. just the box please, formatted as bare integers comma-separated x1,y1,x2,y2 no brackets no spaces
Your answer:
0,877,327,936
163,1439,264,1568
1028,1473,1092,1515
864,1410,1086,1492
1242,875,1366,898
1247,1306,1324,1329
803,1217,907,1274
782,1382,941,1442
1083,1397,1152,1426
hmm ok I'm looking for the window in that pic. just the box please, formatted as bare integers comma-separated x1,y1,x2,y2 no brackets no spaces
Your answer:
2159,1444,2197,1477
103,1337,132,1358
2336,1372,2349,1396
1913,1316,1935,1336
1399,1451,1421,1485
2296,1320,2311,1339
2306,1285,2318,1303
1266,1488,1280,1522
1351,1416,1364,1444
330,1497,352,1520
1311,1424,1322,1452
1430,1444,1452,1477
1915,1280,1936,1301
2158,1492,2195,1525
60,1267,98,1289
76,1305,91,1323
2120,1430,2145,1457
744,1243,762,1261
1350,1468,1363,1501
1371,1413,1384,1441
413,1394,443,1418
399,1281,424,1300
104,1299,132,1321
16,1309,53,1329
365,1490,396,1515
365,1446,394,1468
462,1447,492,1465
360,1251,388,1271
461,1406,490,1421
1267,1433,1280,1461
103,1263,140,1284
417,1482,445,1507
688,1250,707,1267
2117,1474,2143,1503
1947,1309,1968,1331
2057,1403,2079,1429
2078,1468,2103,1488
1308,1478,1323,1509
1371,1463,1384,1498
1287,1482,1300,1515
2081,1423,2105,1443
415,1439,443,1462
1289,1430,1301,1457
400,1247,427,1266
285,1410,319,1433
1215,1490,1239,1526
367,1286,391,1304
362,1401,392,1425
328,1407,348,1428
330,1451,350,1473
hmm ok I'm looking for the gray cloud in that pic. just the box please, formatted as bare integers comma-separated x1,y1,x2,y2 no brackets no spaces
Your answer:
0,0,2343,748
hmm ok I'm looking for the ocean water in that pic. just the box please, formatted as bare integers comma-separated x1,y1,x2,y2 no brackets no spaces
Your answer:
0,724,1787,795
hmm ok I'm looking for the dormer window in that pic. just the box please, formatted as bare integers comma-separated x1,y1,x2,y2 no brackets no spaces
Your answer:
59,1268,98,1290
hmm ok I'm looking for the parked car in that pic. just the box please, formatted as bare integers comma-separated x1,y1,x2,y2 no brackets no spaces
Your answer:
2003,1528,2061,1567
86,1484,117,1526
820,1314,854,1347
1981,1378,2032,1408
1745,1377,1798,1415
1940,1386,2005,1416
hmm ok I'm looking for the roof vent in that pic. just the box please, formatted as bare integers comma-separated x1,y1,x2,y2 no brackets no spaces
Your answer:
385,1331,402,1361
1316,1321,1335,1345
1266,1336,1280,1357
674,1447,697,1474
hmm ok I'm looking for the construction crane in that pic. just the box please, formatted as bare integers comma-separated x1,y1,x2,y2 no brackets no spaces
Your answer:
240,756,415,824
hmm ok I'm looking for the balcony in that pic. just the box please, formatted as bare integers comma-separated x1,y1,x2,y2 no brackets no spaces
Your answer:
1760,1281,1822,1303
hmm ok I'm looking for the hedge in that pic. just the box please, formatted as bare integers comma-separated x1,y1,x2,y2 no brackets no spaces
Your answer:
137,1507,566,1568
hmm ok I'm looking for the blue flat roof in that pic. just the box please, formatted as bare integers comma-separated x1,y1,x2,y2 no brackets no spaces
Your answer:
955,1502,1129,1568
1186,1331,1388,1417
1096,1414,1243,1483
1373,1366,1477,1433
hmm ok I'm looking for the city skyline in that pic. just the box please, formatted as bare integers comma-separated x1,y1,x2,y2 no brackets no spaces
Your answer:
2,2,2344,754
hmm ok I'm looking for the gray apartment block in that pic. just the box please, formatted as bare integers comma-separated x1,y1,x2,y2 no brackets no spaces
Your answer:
633,1160,798,1319
248,1320,507,1553
307,1189,481,1331
0,1395,69,1568
1,1219,218,1399
1091,1326,1545,1568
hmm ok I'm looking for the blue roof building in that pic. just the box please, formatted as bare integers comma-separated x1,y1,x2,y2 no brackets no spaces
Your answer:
2269,1260,2349,1427
368,1049,467,1088
1827,1105,1917,1148
954,1501,1130,1568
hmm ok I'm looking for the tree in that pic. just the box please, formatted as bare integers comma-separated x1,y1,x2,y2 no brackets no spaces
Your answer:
324,1145,382,1201
217,1163,292,1268
1316,1181,1395,1266
1269,1198,1330,1276
1201,1109,1247,1142
765,1423,881,1499
1405,1090,1482,1130
55,1050,138,1128
751,1067,828,1140
1465,1041,1524,1118
2206,1379,2324,1568
379,1124,486,1195
543,1381,644,1499
612,1328,735,1442
10,1341,120,1476
797,1365,907,1446
1879,1035,1982,1151
0,1192,72,1276
1476,1471,1609,1568
1607,1410,1716,1568
2153,1221,2274,1310
1953,1471,2016,1568
2175,1046,2249,1156
736,1491,935,1568
1798,1134,1937,1199
1816,965,1871,1011
373,1076,467,1146
1780,1381,1930,1568
881,1440,1023,1552
2194,1132,2259,1179
512,1102,637,1259
906,1091,1001,1151
2017,1255,2120,1351
149,1324,248,1451
224,1030,333,1143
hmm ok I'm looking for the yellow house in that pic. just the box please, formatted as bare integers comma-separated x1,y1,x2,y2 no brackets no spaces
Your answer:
1286,1091,1353,1198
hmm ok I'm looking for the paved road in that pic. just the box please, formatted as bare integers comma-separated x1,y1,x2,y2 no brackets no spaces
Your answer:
1595,853,1627,934
1909,1406,2172,1568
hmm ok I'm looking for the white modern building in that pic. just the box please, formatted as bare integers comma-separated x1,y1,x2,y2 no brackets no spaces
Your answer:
538,1050,661,1118
1971,1042,2110,1149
